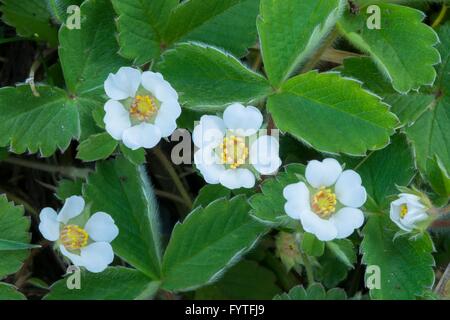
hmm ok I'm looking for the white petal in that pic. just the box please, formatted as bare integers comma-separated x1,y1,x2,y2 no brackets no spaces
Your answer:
219,168,255,189
249,135,282,175
38,208,60,241
194,149,225,184
299,210,337,241
223,103,263,136
284,201,302,220
402,210,428,226
159,99,182,119
57,196,85,224
104,67,141,100
283,182,310,207
192,115,226,148
305,158,343,188
104,100,132,140
329,207,365,239
389,202,402,224
79,242,115,273
141,71,178,102
335,170,367,208
155,116,177,138
84,212,119,243
122,123,162,150
59,245,84,266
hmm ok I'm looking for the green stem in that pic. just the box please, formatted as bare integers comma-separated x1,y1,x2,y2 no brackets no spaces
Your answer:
432,4,448,29
301,28,339,73
299,250,315,286
153,148,193,209
3,157,91,179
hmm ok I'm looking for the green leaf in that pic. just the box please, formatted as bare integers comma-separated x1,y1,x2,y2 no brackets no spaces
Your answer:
342,134,415,210
59,0,129,96
0,283,26,300
268,71,398,155
157,43,272,111
76,132,118,162
339,57,435,126
163,0,260,58
193,184,231,209
195,260,281,299
47,0,84,24
361,214,435,299
0,86,80,157
0,0,58,45
0,195,32,279
301,233,324,257
119,144,146,166
249,164,305,226
257,0,345,86
44,267,160,300
274,283,346,300
112,0,177,64
56,179,83,200
161,196,267,292
425,155,450,197
325,239,356,269
338,3,440,94
0,239,39,251
84,157,162,279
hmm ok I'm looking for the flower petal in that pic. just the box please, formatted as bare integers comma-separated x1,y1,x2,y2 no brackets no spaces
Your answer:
38,208,60,241
223,103,263,136
59,245,84,266
141,71,178,102
84,212,119,243
305,158,342,188
249,135,282,175
122,123,162,150
219,168,255,189
104,100,132,140
104,67,141,100
299,210,337,241
79,242,115,273
194,148,225,184
335,170,367,208
57,196,85,224
329,207,364,239
192,115,226,148
283,182,311,220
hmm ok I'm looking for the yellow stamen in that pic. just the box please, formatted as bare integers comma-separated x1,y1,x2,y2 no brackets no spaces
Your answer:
400,204,408,219
60,225,89,250
219,135,249,169
311,187,337,219
130,95,158,121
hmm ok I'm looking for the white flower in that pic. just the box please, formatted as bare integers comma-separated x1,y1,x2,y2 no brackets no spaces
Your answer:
193,103,282,189
39,196,119,273
103,67,181,150
390,193,428,232
283,158,367,241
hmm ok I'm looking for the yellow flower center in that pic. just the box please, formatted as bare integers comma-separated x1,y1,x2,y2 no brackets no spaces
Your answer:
60,225,89,250
400,204,408,219
130,95,158,121
219,135,249,169
311,187,337,219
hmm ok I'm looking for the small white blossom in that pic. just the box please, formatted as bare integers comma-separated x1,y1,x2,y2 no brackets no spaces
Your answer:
39,196,119,273
103,67,181,150
390,193,429,232
193,103,282,189
283,158,367,241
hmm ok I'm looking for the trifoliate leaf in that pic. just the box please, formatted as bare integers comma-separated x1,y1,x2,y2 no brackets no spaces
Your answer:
338,3,440,93
161,196,267,292
193,184,232,209
274,283,347,300
341,134,415,210
195,260,281,299
0,283,26,300
112,0,177,64
76,132,118,162
84,157,162,280
361,214,435,299
0,0,58,45
249,164,305,226
46,0,84,24
257,0,345,87
339,57,435,126
0,86,80,157
162,0,260,57
157,43,272,111
0,195,32,279
44,267,160,300
268,71,398,155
